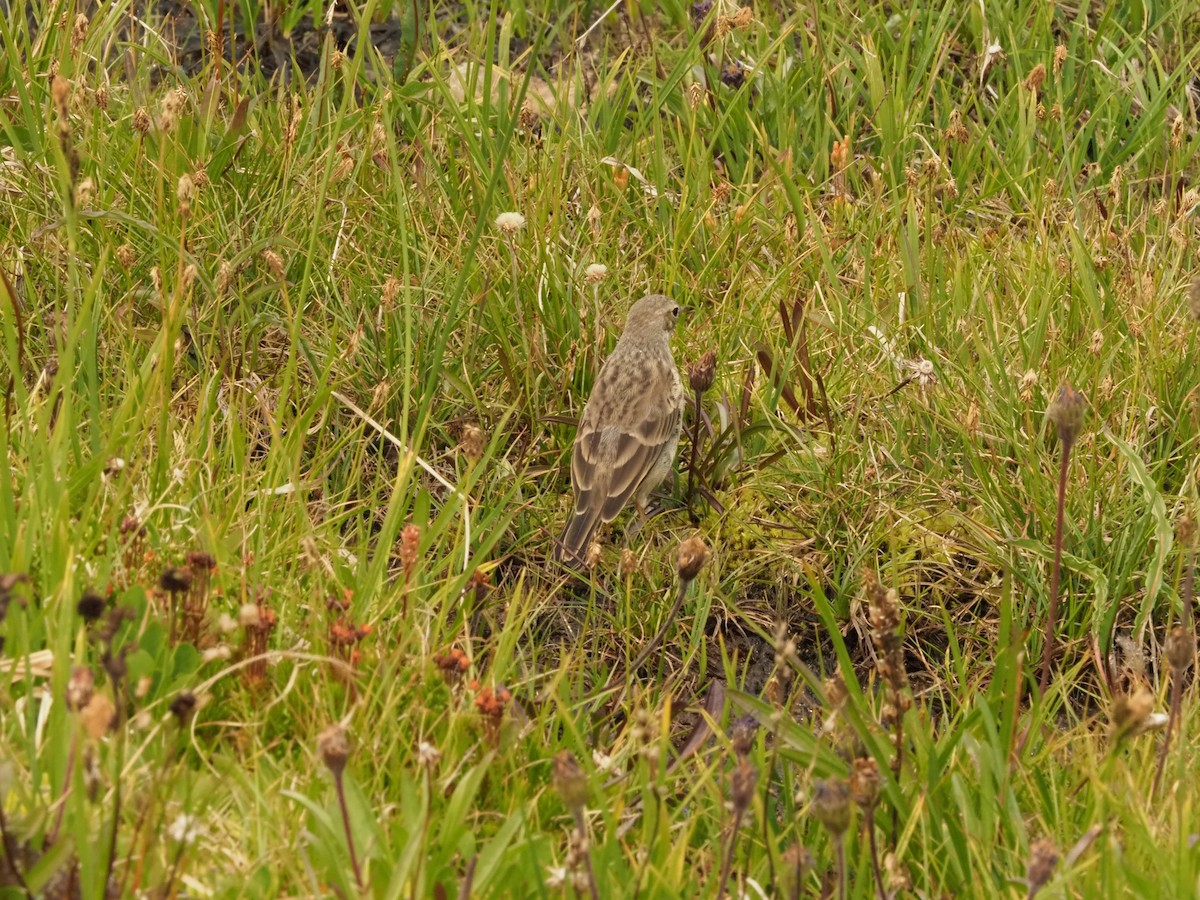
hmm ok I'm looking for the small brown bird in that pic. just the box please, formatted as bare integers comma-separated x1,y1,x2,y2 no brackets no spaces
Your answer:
556,293,686,565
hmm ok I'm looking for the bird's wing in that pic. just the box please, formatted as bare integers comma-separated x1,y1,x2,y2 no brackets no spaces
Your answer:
571,388,681,523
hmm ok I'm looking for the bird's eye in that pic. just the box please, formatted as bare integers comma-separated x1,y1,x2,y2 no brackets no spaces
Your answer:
671,306,680,317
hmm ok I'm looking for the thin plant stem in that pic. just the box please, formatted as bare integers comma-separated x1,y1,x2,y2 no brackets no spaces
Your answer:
334,770,365,893
890,718,903,844
714,806,745,900
1152,656,1185,796
835,834,847,900
572,810,600,900
685,387,703,514
866,808,887,900
1039,438,1073,696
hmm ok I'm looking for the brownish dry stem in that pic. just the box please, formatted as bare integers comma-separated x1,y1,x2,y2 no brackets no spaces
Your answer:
1152,660,1185,796
626,577,690,678
573,810,600,900
835,834,847,900
890,720,903,843
714,805,745,900
1039,439,1073,696
334,770,364,893
866,809,887,900
685,387,703,514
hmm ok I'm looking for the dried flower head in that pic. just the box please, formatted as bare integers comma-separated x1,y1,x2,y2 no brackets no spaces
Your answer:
810,777,852,837
1019,368,1039,403
1166,625,1194,673
716,5,752,37
132,107,150,134
1053,45,1068,75
461,424,485,463
71,14,89,54
66,666,95,712
159,89,185,132
433,647,470,683
74,177,94,208
116,244,136,269
417,740,441,768
1110,686,1156,741
1024,63,1046,94
944,108,969,144
51,75,71,119
80,692,116,740
262,249,285,280
619,548,638,578
719,61,746,89
1046,384,1085,447
849,757,882,811
730,757,757,816
1026,838,1059,897
517,101,541,139
382,274,401,307
906,357,936,391
676,535,708,583
552,750,589,814
686,82,706,110
494,211,526,235
584,263,608,285
77,591,106,622
399,523,420,574
317,724,351,777
159,566,192,594
237,603,261,628
689,349,716,393
169,691,197,725
177,173,196,205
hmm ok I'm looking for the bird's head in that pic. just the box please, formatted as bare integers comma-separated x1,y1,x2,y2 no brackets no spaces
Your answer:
624,293,685,339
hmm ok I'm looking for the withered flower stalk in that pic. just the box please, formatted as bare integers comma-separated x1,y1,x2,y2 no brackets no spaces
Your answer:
1152,625,1195,795
715,726,757,900
318,725,363,893
864,569,910,840
626,536,708,677
685,349,717,515
1039,384,1085,695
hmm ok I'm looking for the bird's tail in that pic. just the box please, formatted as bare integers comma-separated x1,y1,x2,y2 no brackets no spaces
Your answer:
555,508,602,566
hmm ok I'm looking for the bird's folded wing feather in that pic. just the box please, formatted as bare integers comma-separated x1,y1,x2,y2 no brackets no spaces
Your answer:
572,394,681,523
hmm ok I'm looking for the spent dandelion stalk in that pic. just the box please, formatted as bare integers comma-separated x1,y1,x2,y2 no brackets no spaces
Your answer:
812,777,852,900
552,751,599,900
1039,384,1085,695
864,570,910,840
685,349,716,516
1152,625,1194,795
850,757,886,900
318,725,363,893
625,536,708,677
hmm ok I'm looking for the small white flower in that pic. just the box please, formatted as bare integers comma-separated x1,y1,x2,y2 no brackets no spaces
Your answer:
494,211,526,234
217,613,238,634
238,603,261,627
545,866,567,889
584,263,608,284
201,645,231,664
167,814,204,844
591,749,614,772
905,358,936,390
417,741,441,767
